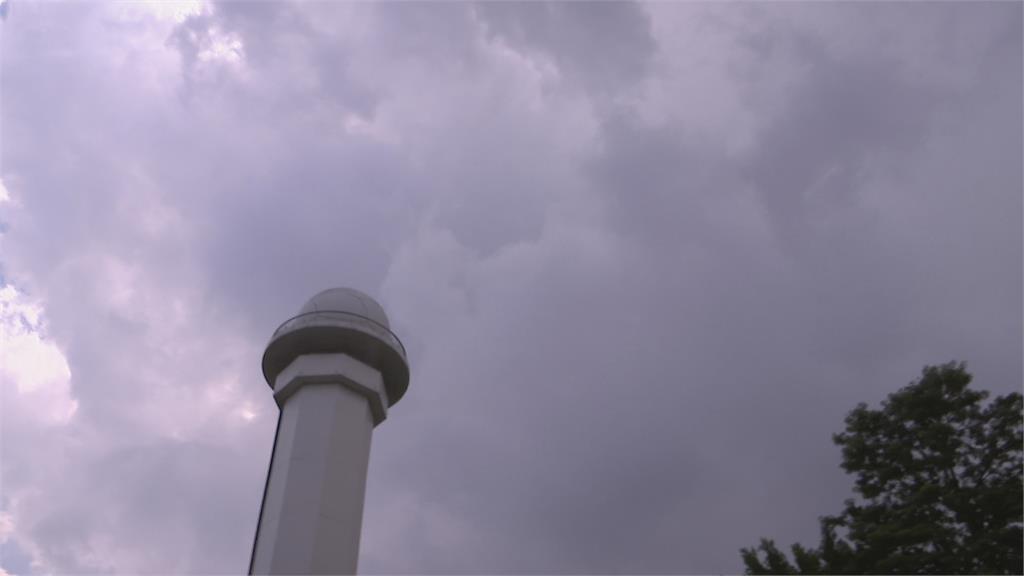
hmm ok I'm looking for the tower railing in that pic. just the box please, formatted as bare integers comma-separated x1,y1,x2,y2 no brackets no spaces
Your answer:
270,310,407,357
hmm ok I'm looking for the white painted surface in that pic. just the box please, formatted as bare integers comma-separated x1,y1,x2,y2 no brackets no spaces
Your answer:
250,353,381,575
298,287,391,329
273,352,389,424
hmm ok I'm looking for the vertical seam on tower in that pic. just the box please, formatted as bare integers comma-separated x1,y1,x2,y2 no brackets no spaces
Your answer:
248,408,284,574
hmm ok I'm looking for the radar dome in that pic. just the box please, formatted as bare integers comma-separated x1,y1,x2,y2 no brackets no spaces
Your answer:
262,287,408,405
300,287,390,329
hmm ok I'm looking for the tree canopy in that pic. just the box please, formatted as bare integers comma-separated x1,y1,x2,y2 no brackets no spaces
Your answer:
741,362,1023,574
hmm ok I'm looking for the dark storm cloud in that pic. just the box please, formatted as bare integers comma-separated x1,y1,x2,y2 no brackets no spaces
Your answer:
375,4,1021,572
476,1,655,94
0,2,1019,574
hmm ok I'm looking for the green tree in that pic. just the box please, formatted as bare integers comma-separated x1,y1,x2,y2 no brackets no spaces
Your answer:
741,362,1023,574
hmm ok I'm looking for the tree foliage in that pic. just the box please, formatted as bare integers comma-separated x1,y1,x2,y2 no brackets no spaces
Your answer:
741,362,1023,574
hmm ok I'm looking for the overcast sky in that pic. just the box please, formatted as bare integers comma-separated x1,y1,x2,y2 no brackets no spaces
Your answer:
0,1,1021,574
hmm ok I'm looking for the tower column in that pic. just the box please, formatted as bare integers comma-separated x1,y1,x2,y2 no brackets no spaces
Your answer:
250,353,386,574
249,288,410,576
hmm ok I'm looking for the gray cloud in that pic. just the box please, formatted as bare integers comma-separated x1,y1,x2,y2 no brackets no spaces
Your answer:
476,1,655,94
0,2,1019,574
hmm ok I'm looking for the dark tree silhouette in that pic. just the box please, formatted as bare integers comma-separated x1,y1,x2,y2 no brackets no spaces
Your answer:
741,362,1023,574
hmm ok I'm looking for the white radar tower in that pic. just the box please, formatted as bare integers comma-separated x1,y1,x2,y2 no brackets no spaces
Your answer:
249,288,410,575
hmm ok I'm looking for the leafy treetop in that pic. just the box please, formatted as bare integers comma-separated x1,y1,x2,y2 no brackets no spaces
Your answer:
741,362,1023,574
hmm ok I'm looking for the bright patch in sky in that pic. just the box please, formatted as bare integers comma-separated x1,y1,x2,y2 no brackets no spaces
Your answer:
0,285,77,425
113,0,204,23
196,27,244,64
238,403,258,422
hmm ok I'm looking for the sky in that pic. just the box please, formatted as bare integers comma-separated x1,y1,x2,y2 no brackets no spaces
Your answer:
0,1,1021,574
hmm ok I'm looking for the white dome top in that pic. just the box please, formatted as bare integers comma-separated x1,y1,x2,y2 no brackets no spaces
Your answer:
265,286,408,404
298,287,390,329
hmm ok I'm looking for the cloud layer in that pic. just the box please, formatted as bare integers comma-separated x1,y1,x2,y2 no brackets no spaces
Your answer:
1,2,1020,573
